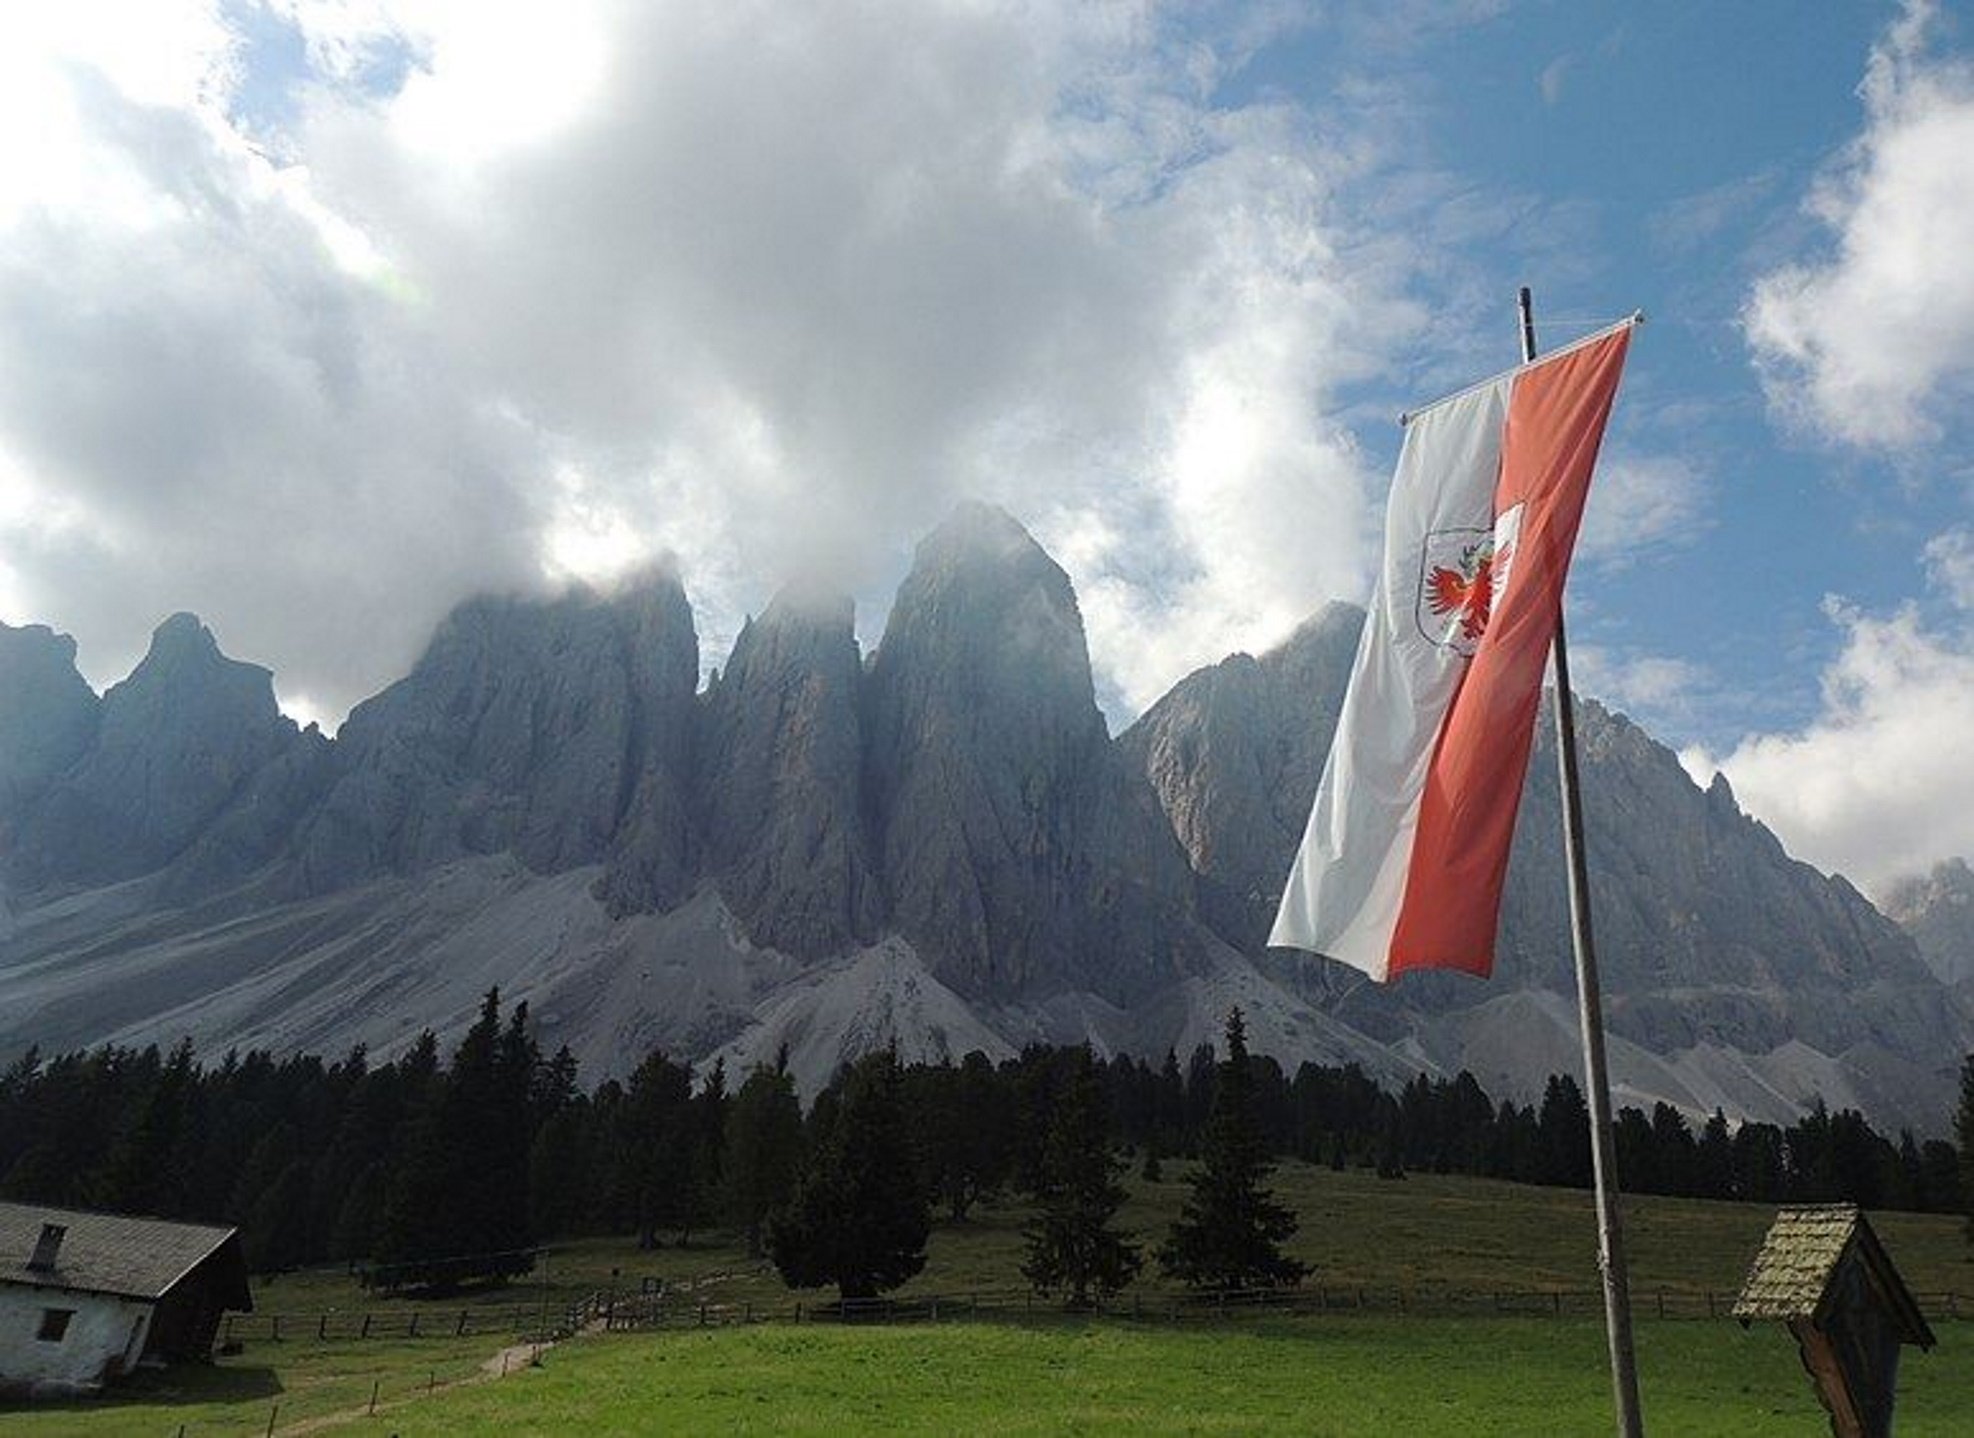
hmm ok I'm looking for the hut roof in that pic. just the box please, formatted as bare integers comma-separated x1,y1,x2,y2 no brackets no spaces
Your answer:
1732,1203,1934,1347
0,1200,252,1310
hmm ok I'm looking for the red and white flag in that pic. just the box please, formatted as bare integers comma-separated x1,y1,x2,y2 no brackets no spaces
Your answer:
1269,320,1635,981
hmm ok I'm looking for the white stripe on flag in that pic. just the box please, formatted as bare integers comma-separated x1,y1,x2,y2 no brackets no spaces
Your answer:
1267,375,1511,978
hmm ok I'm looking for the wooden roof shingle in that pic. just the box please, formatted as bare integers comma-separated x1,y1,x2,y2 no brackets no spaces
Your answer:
1732,1202,1934,1347
0,1200,252,1309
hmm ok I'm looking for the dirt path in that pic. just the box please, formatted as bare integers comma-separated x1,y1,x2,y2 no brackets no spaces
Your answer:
273,1335,557,1436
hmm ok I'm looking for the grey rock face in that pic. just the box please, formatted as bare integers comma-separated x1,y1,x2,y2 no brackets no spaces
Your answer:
1122,605,1964,1088
694,587,880,959
1883,857,1974,986
0,622,99,806
12,614,300,888
0,506,1966,1132
866,502,1202,1003
1119,603,1361,951
298,572,699,899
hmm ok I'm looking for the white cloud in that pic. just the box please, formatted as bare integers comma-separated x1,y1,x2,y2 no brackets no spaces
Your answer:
1745,0,1974,449
0,0,1429,723
1708,546,1974,896
1569,645,1708,731
1577,450,1708,569
1923,526,1974,609
1537,55,1572,107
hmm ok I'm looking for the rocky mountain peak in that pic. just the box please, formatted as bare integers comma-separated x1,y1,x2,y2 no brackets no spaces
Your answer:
9,616,297,889
696,582,878,959
303,574,700,896
874,502,1095,716
1120,603,1364,948
0,622,99,803
145,610,222,663
867,503,1199,999
1883,856,1974,986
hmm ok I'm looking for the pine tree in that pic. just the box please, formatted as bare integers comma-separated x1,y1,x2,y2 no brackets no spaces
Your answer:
1956,1053,1974,1242
374,992,536,1287
724,1060,802,1258
1022,1048,1140,1309
1159,1010,1308,1290
768,1051,929,1302
1536,1074,1593,1188
918,1051,1009,1222
616,1050,695,1250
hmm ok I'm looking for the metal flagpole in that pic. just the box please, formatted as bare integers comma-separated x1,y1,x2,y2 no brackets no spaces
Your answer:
1519,285,1645,1438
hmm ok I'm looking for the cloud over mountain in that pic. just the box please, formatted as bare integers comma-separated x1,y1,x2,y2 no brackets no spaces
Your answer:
0,0,1423,728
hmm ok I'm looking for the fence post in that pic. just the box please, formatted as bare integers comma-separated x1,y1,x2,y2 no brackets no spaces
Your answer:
368,1379,379,1414
361,1313,371,1339
409,1312,419,1338
457,1310,468,1337
265,1403,278,1436
272,1315,281,1343
318,1313,327,1341
1706,1291,1715,1319
1948,1293,1959,1320
698,1302,707,1326
1657,1289,1666,1319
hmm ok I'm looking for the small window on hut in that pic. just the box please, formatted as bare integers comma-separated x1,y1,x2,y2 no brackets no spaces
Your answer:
37,1308,75,1342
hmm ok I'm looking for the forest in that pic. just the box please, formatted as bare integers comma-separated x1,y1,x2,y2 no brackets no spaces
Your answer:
0,990,1965,1286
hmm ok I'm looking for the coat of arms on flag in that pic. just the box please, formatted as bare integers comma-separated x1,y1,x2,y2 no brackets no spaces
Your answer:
1417,502,1522,654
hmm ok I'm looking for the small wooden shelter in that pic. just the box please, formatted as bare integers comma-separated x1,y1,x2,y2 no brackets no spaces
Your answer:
1732,1204,1935,1438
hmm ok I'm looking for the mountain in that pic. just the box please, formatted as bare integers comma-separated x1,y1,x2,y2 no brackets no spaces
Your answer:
1122,612,1965,1128
0,508,1967,1130
865,504,1205,1003
1883,857,1974,988
693,586,879,960
0,622,98,806
3,614,304,892
293,570,700,899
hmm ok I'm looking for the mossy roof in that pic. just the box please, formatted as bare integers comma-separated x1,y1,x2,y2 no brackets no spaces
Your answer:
1731,1203,1934,1347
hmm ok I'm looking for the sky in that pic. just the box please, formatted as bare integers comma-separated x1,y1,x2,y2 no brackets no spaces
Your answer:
0,1,1971,900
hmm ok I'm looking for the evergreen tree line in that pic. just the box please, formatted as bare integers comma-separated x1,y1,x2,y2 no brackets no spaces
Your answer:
1,991,1968,1287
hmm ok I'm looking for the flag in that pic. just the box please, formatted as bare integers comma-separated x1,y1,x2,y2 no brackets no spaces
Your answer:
1269,321,1634,981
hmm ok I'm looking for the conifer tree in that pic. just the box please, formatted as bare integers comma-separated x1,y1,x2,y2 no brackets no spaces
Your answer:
1159,1010,1307,1289
1022,1047,1140,1308
768,1051,929,1302
616,1049,694,1250
1957,1053,1974,1242
724,1059,803,1258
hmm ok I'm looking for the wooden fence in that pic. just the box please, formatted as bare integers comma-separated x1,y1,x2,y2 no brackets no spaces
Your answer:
219,1285,1972,1347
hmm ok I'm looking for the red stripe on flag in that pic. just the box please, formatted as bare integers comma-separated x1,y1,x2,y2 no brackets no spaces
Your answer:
1387,329,1632,978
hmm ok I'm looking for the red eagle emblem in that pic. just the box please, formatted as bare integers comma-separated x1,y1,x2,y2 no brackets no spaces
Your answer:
1425,539,1504,643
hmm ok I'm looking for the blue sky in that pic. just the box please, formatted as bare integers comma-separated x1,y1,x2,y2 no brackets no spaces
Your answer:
0,1,1970,896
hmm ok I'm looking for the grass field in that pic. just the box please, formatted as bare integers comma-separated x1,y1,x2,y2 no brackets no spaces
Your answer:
7,1162,1970,1436
35,1317,1971,1437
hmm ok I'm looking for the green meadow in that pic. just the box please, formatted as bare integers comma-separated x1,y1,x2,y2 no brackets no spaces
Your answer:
8,1163,1970,1436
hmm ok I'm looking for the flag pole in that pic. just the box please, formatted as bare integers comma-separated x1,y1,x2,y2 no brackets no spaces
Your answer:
1520,285,1645,1438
